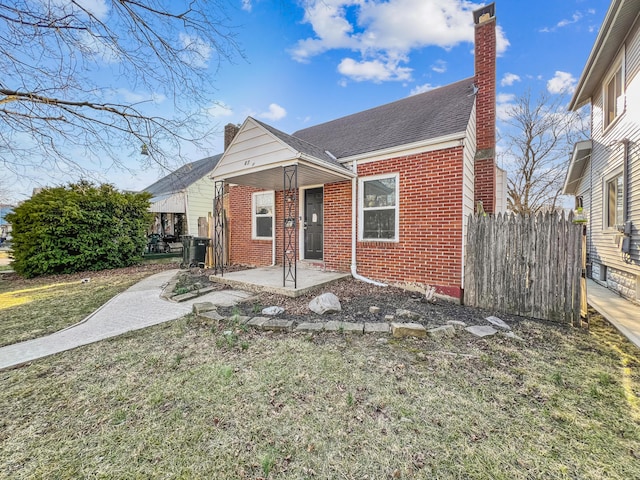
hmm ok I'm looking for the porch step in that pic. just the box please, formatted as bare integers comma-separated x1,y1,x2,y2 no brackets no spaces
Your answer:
299,260,326,271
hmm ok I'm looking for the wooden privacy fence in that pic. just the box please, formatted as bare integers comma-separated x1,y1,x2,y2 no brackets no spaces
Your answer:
464,212,585,325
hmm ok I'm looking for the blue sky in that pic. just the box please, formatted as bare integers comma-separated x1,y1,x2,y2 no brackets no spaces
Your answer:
4,0,611,200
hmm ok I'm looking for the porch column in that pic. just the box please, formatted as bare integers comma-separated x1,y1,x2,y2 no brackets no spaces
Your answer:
283,165,298,288
213,180,225,276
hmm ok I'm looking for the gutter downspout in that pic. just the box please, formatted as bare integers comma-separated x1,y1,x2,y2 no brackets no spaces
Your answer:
350,161,387,287
622,139,629,222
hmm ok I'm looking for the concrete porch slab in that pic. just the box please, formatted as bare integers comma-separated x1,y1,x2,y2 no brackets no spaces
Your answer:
209,265,351,298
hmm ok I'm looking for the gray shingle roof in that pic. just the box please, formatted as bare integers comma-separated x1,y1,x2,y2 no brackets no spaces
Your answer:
143,154,222,196
293,77,476,159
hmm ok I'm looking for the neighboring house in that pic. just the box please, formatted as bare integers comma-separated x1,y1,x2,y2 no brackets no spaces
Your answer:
210,3,505,300
143,154,222,238
563,0,640,304
0,204,13,242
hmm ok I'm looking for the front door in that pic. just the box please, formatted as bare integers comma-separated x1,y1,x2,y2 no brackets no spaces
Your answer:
304,188,323,260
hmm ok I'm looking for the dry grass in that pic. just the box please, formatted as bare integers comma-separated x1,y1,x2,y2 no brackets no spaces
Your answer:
0,264,174,347
1,307,639,479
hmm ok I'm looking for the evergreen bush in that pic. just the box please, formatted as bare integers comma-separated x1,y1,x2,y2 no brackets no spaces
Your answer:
6,181,152,277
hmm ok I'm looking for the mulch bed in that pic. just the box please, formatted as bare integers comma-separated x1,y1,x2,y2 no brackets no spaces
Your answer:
178,267,526,329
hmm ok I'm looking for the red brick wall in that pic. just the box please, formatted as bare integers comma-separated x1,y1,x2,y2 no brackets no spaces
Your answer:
474,10,497,213
355,147,465,298
324,181,352,272
228,185,273,266
227,147,466,298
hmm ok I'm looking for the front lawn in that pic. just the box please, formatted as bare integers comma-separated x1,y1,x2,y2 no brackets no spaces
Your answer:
1,307,638,479
0,264,175,347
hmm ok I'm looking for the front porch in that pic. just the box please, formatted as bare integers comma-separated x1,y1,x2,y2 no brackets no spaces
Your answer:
209,264,351,298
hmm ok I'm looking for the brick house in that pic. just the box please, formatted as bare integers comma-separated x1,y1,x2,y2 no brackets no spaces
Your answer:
210,3,505,301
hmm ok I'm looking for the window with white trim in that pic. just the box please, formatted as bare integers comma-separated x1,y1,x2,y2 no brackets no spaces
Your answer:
603,52,624,130
252,191,274,239
360,174,399,241
605,173,623,229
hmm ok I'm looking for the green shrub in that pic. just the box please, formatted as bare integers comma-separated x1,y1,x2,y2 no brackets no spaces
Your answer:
6,181,152,277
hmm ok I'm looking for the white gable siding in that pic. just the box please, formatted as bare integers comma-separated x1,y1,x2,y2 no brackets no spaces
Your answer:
588,17,640,301
214,119,297,179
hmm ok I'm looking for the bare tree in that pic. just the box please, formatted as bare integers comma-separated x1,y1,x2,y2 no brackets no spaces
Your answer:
0,0,241,177
500,90,588,215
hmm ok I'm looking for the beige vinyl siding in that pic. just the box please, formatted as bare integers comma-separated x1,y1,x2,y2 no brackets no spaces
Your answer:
185,175,215,236
588,16,640,295
462,101,476,288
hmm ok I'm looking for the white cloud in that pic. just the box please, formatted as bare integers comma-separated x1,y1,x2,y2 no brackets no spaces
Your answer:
208,102,234,118
540,10,595,33
557,12,582,29
80,31,120,63
179,33,212,68
241,0,252,12
547,71,577,94
501,73,521,87
76,0,109,19
495,25,510,57
50,0,109,20
338,57,412,82
258,103,287,121
431,59,447,74
105,88,166,106
410,83,438,96
290,0,510,83
496,92,516,121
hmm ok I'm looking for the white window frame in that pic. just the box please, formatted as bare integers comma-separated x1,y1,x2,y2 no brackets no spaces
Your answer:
252,191,274,240
359,173,399,242
603,48,625,131
603,169,623,230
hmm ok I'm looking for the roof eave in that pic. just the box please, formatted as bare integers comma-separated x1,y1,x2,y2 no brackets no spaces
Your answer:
562,140,592,195
338,131,468,164
569,0,631,110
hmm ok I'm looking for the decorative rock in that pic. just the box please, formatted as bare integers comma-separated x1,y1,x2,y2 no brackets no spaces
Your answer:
446,320,467,328
376,337,389,345
309,293,342,315
485,316,511,330
247,317,269,328
369,306,381,314
262,319,294,332
171,291,199,302
192,302,216,314
232,316,251,325
262,306,285,316
395,309,421,321
503,331,524,341
364,322,390,334
199,310,226,322
427,325,456,339
391,322,427,338
465,325,498,337
296,322,325,332
324,321,363,333
384,315,395,321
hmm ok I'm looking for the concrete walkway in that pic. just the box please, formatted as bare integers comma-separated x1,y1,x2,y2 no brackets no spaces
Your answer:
0,269,250,370
587,279,640,349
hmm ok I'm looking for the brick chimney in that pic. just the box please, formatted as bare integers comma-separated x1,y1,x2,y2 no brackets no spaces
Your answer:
473,3,497,214
224,123,240,151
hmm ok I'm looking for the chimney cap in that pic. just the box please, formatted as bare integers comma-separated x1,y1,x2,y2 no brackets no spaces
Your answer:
473,3,495,25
